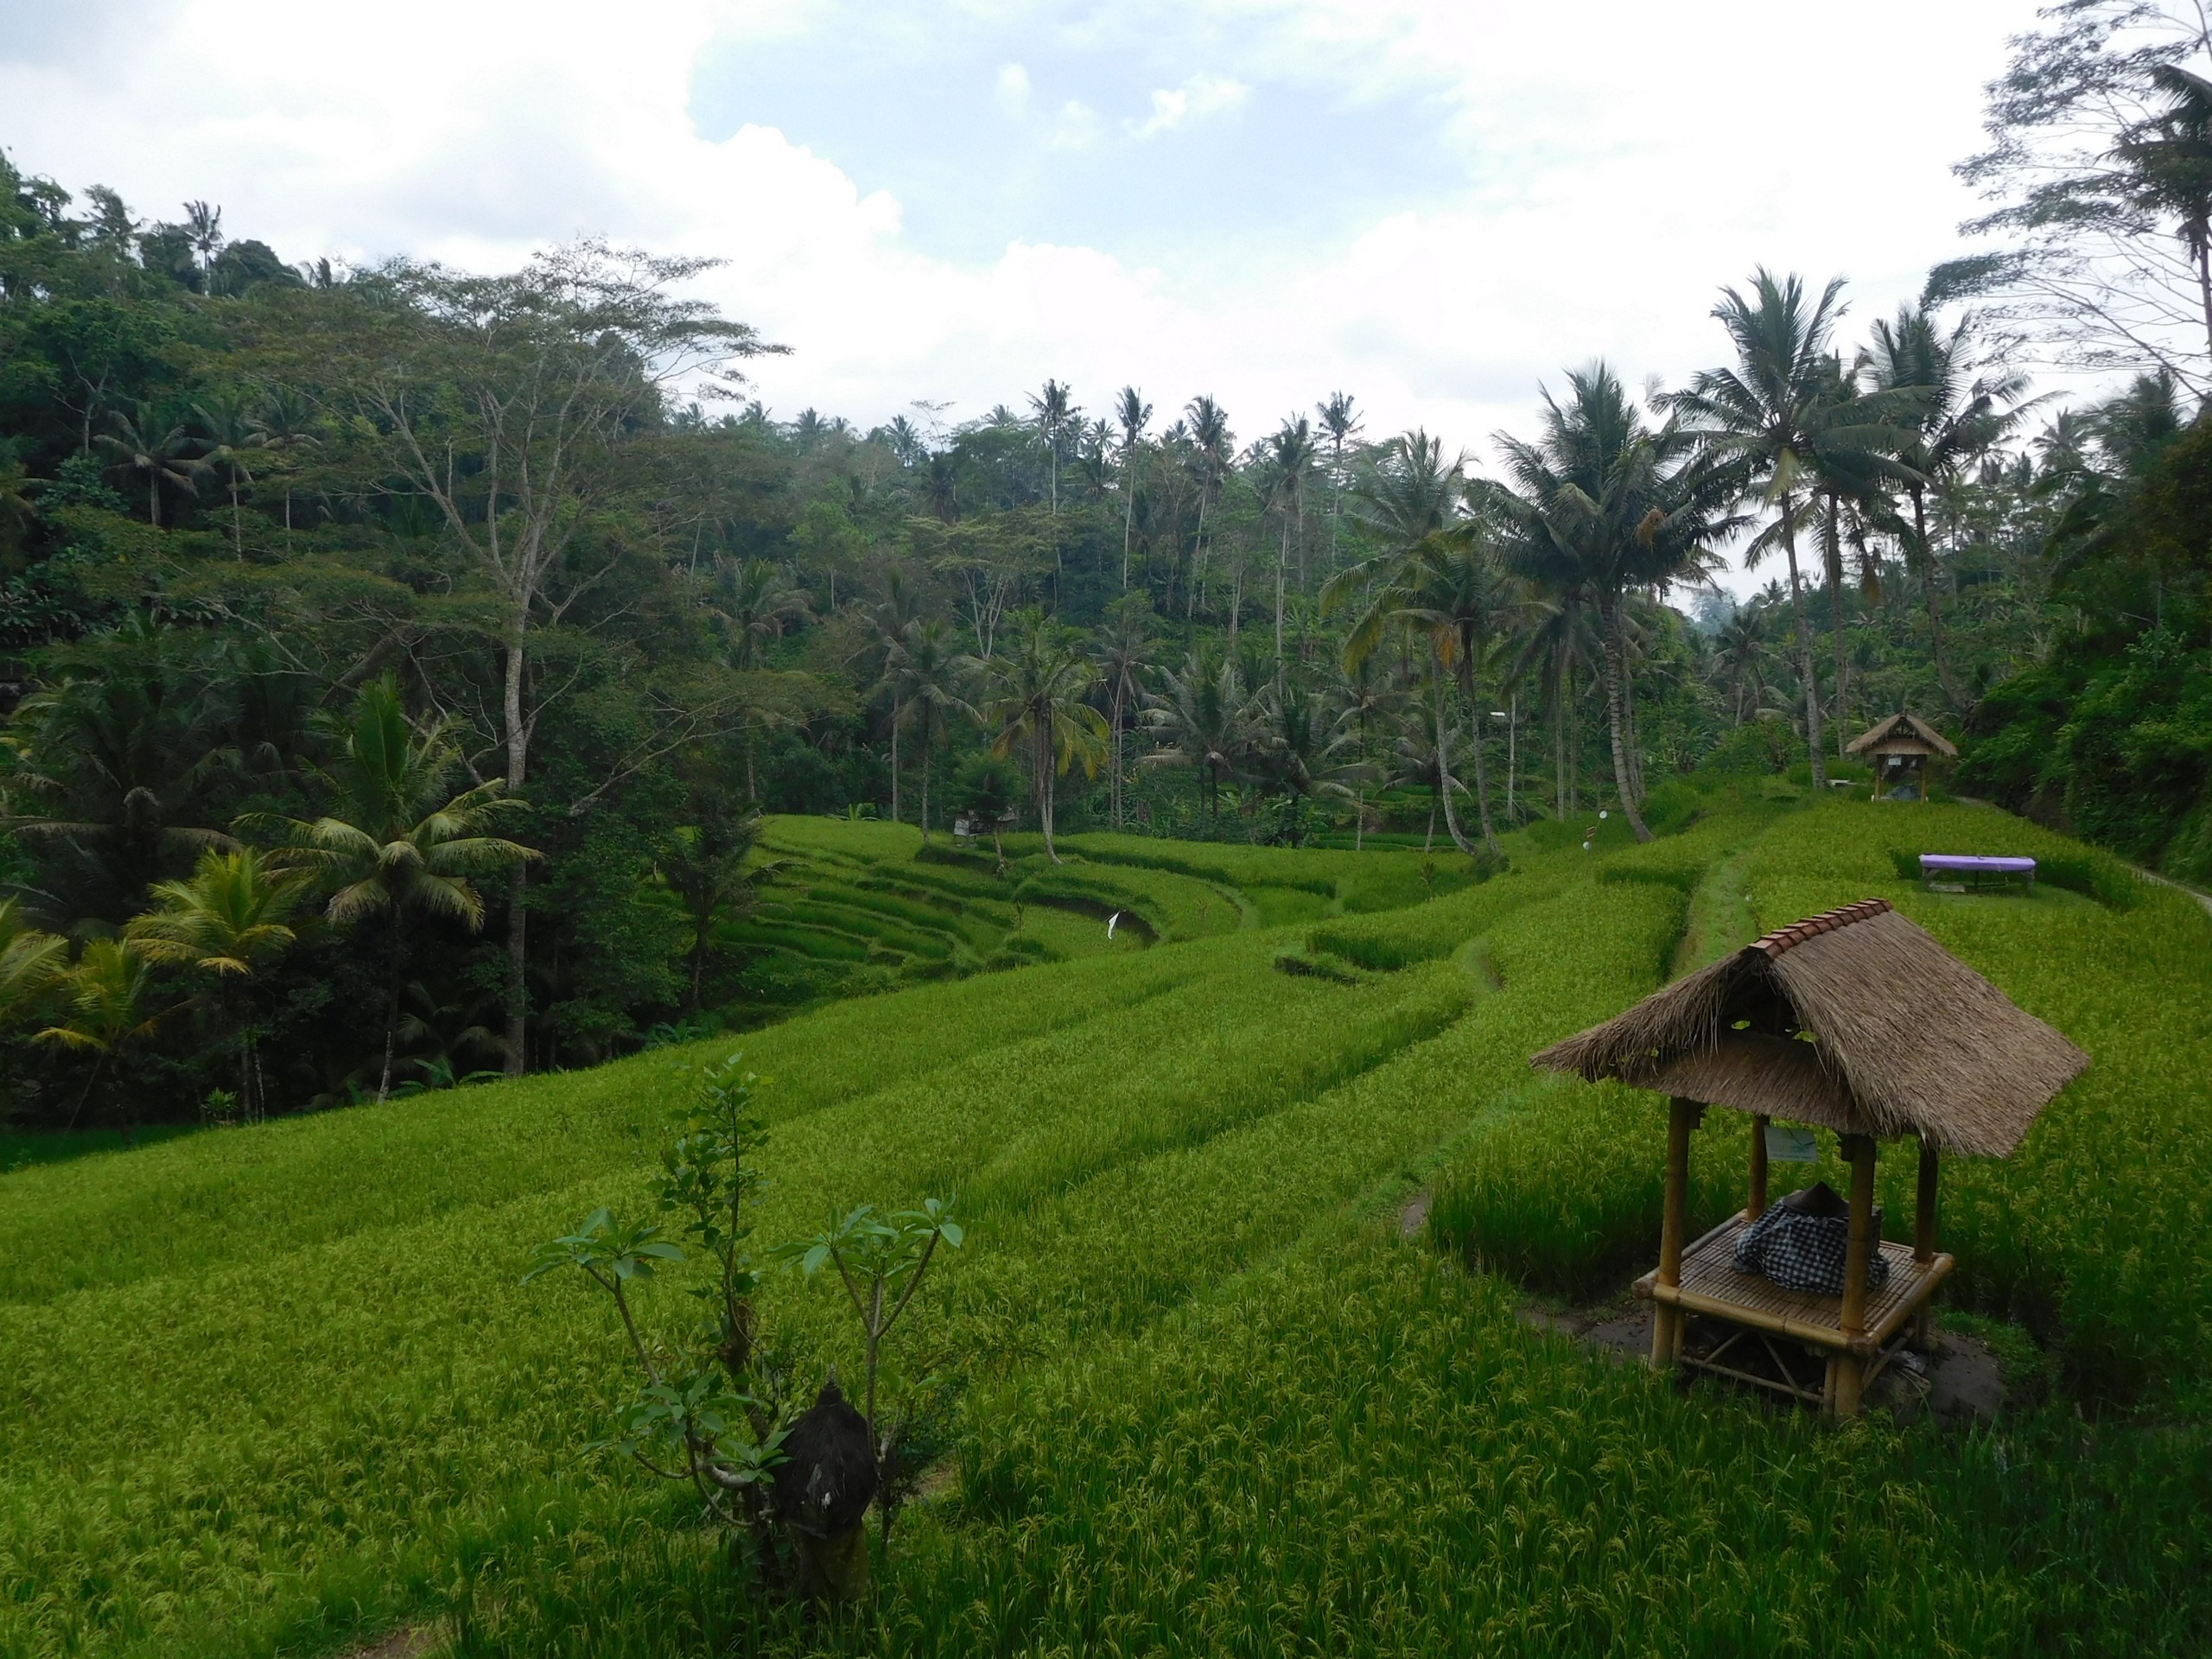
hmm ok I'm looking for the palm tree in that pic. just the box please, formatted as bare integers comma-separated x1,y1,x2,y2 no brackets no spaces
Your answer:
1665,271,1900,785
6,613,232,914
1090,598,1154,832
124,847,302,1119
715,556,812,670
0,454,37,555
1713,602,1774,726
1326,429,1487,849
1329,651,1407,850
1029,378,1075,590
883,414,926,466
182,200,225,278
1491,366,1726,840
1185,397,1233,616
1028,378,1075,520
1315,391,1363,571
888,619,966,838
1503,536,1596,821
1382,693,1471,856
0,900,66,1119
1115,386,1152,589
1141,647,1254,836
921,454,960,523
0,899,66,1027
97,401,201,526
192,389,265,556
256,677,536,1104
35,939,167,1131
715,556,813,801
1862,305,2031,707
969,618,1108,864
2115,63,2212,364
653,808,767,1014
1265,416,1317,680
1332,429,1462,604
864,573,923,822
1386,527,1522,853
251,385,321,537
1250,676,1364,845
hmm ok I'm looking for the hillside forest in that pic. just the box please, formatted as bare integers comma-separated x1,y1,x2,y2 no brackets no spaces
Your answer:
3,3,2211,1132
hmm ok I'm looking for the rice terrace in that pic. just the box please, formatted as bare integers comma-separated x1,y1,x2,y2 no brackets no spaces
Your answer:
10,1,2212,1655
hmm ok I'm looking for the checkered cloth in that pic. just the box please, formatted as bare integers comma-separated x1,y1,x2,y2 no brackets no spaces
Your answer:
1732,1202,1890,1297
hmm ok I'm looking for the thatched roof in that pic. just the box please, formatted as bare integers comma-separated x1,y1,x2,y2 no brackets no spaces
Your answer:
1529,899,2087,1157
1846,711,1958,759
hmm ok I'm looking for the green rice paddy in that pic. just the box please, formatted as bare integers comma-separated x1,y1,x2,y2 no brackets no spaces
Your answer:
4,794,2209,1656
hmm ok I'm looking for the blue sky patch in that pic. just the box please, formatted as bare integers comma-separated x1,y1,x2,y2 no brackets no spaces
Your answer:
690,3,1468,266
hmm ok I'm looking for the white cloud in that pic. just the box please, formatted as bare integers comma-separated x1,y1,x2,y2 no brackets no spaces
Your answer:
1049,99,1103,151
995,60,1030,114
0,0,2055,598
1128,71,1252,140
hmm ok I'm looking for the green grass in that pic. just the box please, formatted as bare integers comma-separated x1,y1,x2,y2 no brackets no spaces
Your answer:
0,1122,200,1173
5,800,2212,1656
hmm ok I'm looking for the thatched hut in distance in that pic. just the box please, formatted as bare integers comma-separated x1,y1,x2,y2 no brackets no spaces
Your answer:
1847,712,1957,801
1531,898,2088,1416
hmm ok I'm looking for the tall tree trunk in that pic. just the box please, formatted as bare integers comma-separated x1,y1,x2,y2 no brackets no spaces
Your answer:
1122,461,1137,589
1109,694,1125,831
1037,723,1060,864
2197,236,2212,365
1911,488,1959,709
1780,497,1827,785
1623,653,1646,806
1465,689,1499,854
1047,454,1061,599
502,627,530,1075
1599,598,1652,842
1274,511,1290,688
378,912,403,1106
1554,672,1567,823
1825,489,1850,758
1565,650,1579,815
920,741,932,842
889,705,901,823
1432,676,1478,856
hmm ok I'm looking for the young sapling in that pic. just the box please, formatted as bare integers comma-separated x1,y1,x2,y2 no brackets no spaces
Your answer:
525,1052,790,1584
775,1197,963,1553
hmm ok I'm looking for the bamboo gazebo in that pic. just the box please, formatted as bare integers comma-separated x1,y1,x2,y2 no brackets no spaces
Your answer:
1530,899,2088,1416
1847,712,1957,802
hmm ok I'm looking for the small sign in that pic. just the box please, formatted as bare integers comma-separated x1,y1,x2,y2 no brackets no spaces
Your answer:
1764,1124,1820,1163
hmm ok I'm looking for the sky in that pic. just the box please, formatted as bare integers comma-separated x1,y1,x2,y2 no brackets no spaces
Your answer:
1,0,2046,589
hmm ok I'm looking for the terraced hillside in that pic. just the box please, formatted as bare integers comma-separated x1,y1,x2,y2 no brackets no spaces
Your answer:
730,817,1490,1017
4,794,2210,1658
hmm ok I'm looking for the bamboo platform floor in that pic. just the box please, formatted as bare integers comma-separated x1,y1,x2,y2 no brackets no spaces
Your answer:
1636,1212,1953,1354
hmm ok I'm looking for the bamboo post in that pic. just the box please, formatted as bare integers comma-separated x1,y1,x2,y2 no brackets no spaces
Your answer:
1651,1096,1701,1371
1747,1114,1770,1220
1914,1136,1938,1263
1833,1132,1878,1416
1912,1134,1940,1347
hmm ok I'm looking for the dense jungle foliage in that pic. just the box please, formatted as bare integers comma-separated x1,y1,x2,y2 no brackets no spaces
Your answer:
3,3,2212,1130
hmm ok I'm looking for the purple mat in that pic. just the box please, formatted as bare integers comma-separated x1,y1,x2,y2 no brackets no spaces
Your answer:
1919,855,2036,874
